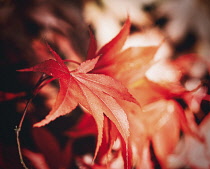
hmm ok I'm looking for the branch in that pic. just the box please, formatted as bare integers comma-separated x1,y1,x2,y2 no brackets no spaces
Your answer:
15,74,52,169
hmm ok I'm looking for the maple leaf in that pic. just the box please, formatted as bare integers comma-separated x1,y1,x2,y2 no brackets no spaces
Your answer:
96,116,132,169
123,54,208,168
18,46,138,159
128,55,208,139
87,18,131,68
86,18,158,87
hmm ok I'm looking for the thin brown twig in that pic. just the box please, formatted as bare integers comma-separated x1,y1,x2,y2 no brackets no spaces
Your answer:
15,98,32,169
15,74,52,169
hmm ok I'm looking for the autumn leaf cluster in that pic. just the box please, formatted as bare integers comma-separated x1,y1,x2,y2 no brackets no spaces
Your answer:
2,17,209,169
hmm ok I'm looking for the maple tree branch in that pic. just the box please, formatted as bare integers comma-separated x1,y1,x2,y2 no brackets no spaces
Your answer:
15,74,52,169
15,98,32,169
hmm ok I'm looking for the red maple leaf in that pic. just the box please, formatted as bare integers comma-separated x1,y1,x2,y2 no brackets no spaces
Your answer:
86,18,130,63
86,25,208,168
95,116,132,169
18,45,138,160
86,18,158,87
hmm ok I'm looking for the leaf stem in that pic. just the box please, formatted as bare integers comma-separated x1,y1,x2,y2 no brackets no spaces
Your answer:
15,74,52,169
63,59,81,65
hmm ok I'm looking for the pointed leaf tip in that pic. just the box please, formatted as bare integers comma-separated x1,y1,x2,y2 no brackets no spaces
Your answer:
86,28,97,60
76,56,100,73
96,17,131,57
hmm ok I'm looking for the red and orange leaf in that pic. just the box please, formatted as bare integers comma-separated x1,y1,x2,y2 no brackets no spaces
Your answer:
76,56,100,73
121,135,132,169
19,47,138,159
86,23,158,87
88,18,131,70
96,117,117,162
96,18,130,56
96,117,131,169
86,18,158,88
94,46,158,86
130,77,202,139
